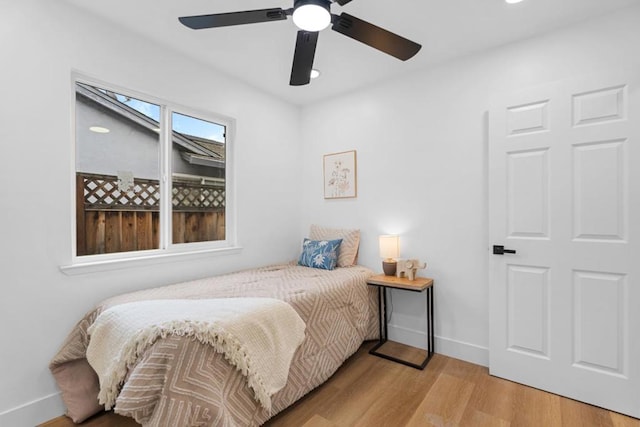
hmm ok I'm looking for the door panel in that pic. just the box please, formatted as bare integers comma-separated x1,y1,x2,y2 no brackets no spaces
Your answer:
507,265,550,358
573,271,627,376
573,139,627,241
489,71,639,418
507,149,550,238
507,100,550,136
572,85,626,126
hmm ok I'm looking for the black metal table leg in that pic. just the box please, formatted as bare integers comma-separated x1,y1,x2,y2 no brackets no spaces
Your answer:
368,283,434,370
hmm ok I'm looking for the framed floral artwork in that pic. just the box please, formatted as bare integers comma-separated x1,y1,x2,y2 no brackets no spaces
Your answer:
323,150,357,199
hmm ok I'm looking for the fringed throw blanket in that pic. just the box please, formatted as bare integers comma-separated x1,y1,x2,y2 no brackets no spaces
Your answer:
86,297,306,412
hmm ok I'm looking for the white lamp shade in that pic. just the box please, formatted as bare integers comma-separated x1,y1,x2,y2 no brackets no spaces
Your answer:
379,235,399,260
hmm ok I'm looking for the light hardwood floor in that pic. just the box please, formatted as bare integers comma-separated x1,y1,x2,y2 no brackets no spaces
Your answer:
40,342,640,427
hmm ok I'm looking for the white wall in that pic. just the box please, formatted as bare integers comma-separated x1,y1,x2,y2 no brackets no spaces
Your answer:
299,5,640,365
0,1,302,425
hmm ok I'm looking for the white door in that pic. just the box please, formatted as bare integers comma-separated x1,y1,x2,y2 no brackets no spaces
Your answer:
489,71,640,418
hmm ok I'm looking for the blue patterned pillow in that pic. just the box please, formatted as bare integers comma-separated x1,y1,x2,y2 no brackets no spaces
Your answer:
298,238,343,270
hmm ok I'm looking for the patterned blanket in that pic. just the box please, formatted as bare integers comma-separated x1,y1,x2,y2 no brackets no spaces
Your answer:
86,298,306,412
50,264,378,426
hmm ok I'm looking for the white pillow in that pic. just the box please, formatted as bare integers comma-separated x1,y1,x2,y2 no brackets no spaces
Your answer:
309,225,360,267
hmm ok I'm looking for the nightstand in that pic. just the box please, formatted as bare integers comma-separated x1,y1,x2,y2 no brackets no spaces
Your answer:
366,274,434,370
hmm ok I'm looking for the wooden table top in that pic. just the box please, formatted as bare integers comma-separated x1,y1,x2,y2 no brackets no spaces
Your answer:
367,274,434,291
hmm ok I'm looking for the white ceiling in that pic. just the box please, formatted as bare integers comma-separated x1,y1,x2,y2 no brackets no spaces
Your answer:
62,0,638,105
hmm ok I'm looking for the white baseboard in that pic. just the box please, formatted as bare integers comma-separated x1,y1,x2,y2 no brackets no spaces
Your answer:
0,392,65,427
388,323,489,367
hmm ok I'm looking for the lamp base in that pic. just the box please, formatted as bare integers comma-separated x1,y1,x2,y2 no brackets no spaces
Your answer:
382,260,397,276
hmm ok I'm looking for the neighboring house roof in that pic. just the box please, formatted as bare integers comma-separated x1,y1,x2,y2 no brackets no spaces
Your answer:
178,134,225,169
182,134,225,159
76,83,224,165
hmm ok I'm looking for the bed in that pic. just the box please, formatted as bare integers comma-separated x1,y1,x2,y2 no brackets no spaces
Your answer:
50,228,378,426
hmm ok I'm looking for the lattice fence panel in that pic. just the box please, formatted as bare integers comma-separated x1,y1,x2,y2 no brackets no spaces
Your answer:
79,173,225,211
82,173,160,210
172,181,225,210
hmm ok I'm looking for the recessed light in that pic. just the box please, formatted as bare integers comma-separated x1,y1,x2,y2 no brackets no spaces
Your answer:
505,0,524,3
89,126,110,133
310,69,321,79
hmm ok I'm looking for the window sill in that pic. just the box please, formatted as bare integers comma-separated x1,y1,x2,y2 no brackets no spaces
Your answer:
59,246,243,276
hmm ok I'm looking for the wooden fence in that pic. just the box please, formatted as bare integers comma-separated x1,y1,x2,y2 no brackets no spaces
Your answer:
76,173,225,256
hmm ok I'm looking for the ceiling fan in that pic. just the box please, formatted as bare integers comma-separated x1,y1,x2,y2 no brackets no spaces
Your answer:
179,0,422,86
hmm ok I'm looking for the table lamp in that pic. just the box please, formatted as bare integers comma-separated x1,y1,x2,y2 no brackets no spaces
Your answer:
379,235,399,276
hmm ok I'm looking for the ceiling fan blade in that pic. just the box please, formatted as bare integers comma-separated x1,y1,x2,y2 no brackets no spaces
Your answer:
331,13,421,61
179,8,290,29
290,31,319,86
334,0,354,5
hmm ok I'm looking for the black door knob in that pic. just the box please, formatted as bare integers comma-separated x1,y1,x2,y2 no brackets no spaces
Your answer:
493,245,516,255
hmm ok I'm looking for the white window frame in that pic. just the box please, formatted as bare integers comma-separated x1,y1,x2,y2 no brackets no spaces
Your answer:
61,73,240,275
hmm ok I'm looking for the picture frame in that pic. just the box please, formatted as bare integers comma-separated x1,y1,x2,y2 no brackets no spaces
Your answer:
323,150,357,199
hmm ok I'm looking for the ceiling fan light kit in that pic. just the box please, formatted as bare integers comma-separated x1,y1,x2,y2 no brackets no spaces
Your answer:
292,0,331,32
179,0,422,86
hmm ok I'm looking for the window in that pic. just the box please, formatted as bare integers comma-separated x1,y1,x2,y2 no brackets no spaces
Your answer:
74,80,233,261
